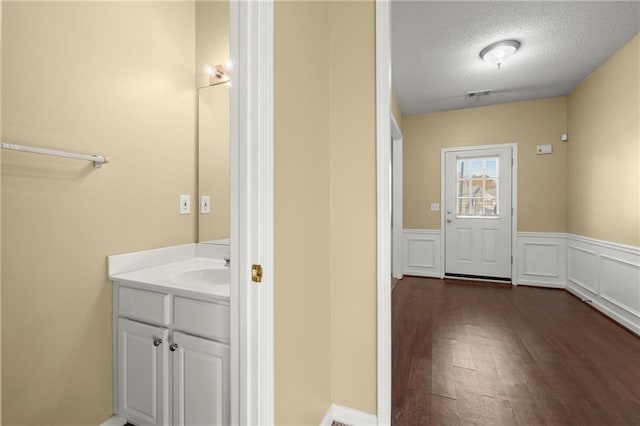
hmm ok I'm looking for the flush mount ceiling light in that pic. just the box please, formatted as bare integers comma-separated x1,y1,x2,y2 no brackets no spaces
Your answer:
479,40,521,69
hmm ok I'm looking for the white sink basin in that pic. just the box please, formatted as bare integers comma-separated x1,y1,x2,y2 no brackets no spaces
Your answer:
174,268,230,286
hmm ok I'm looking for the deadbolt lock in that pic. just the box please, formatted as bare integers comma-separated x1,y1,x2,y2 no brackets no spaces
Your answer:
251,264,263,283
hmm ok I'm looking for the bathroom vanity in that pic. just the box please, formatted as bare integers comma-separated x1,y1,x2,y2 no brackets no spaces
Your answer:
108,244,230,426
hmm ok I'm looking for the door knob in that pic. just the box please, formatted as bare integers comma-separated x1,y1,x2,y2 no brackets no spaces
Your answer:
169,343,179,352
446,218,452,223
153,338,162,347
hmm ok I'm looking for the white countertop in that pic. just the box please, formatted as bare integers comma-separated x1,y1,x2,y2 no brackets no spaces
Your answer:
108,244,230,301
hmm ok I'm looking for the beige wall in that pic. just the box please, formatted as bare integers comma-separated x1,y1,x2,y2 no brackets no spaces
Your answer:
196,0,230,90
567,34,639,247
403,97,568,232
1,2,196,424
329,1,377,413
274,2,333,424
274,1,377,423
328,1,377,414
391,89,403,131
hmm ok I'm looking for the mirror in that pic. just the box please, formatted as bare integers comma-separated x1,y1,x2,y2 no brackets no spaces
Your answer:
196,0,230,243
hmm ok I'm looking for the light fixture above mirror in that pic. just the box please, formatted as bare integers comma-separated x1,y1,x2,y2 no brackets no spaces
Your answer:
204,62,232,86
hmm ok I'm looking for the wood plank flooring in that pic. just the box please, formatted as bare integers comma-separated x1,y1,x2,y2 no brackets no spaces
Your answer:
392,276,640,426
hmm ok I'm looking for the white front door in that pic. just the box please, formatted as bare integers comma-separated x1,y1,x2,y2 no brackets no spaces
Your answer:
444,146,513,280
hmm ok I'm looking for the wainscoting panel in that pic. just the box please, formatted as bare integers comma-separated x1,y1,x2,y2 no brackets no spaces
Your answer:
403,229,441,277
516,233,566,288
568,244,598,295
404,229,639,335
566,235,640,335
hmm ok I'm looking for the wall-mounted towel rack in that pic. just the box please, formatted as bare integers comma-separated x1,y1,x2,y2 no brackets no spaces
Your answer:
1,142,109,168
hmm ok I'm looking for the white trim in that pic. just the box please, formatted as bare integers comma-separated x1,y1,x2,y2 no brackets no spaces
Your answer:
320,404,378,426
440,143,518,282
569,234,640,256
319,405,334,426
375,0,392,424
566,285,640,336
565,234,639,335
100,416,126,426
392,117,404,280
230,1,274,424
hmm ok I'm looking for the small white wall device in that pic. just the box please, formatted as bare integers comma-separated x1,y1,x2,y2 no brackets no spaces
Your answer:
536,144,553,155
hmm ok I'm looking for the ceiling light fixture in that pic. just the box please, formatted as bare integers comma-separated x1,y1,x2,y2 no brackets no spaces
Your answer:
479,40,520,69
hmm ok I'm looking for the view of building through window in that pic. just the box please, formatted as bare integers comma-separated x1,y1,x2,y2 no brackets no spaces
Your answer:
456,157,499,216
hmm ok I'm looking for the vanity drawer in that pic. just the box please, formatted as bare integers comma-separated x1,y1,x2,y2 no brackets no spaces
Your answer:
173,297,229,342
118,286,170,325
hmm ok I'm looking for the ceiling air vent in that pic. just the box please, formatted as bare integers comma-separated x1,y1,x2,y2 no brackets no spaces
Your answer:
466,89,493,98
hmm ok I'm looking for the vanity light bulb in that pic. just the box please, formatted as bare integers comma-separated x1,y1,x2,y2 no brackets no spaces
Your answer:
224,61,233,71
204,64,214,76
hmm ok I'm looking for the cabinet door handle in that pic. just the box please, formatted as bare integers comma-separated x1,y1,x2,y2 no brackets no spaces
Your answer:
169,343,179,352
153,338,163,347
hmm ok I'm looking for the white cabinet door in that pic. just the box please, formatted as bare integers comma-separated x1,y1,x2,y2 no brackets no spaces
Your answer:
172,331,230,426
118,318,169,426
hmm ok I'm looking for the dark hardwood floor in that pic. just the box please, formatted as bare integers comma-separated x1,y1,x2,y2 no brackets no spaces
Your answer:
392,276,640,426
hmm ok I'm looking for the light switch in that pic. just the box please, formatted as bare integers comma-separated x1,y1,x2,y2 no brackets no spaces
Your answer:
179,194,190,214
201,195,211,214
430,203,440,211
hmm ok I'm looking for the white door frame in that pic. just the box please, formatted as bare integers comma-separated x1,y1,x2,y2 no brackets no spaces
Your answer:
376,0,392,424
231,1,393,423
439,144,519,282
229,1,274,425
391,116,404,280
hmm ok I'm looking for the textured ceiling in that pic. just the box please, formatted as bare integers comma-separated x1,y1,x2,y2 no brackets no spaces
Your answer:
391,1,640,116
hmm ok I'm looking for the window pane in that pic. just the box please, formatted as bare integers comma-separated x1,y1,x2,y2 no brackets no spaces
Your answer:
457,197,470,215
485,178,497,197
457,179,470,196
470,160,483,177
455,155,500,217
457,159,469,178
486,159,498,178
483,199,498,215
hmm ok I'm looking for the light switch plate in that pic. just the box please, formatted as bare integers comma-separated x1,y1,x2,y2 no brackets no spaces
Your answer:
201,195,211,214
430,203,440,211
179,194,190,214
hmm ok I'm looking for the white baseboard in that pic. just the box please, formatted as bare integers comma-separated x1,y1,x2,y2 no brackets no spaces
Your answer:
100,415,127,426
566,283,640,336
566,234,639,335
320,404,378,426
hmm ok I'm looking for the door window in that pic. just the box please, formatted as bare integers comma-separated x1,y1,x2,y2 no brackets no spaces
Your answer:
456,157,499,217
